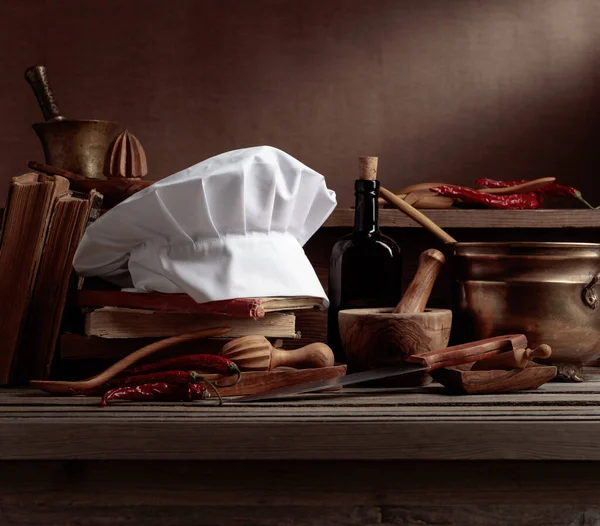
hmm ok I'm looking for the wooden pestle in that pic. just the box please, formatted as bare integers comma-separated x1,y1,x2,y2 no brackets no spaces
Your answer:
379,186,457,244
221,335,334,371
472,344,552,371
394,249,446,314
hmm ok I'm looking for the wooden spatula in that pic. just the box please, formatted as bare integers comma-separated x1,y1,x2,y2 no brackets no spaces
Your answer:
30,327,231,394
221,335,334,371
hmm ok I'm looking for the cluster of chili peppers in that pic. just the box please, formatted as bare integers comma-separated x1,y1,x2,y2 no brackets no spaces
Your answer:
431,178,594,210
77,354,241,407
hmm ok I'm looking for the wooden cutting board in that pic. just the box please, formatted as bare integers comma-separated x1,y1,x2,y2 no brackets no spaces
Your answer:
200,365,347,397
430,363,557,395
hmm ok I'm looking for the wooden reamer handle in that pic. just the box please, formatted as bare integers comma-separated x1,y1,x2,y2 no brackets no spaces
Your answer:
406,334,528,371
221,335,335,371
471,344,553,371
393,249,445,314
271,343,335,370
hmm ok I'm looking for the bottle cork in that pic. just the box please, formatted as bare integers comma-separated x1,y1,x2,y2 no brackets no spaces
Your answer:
358,156,378,181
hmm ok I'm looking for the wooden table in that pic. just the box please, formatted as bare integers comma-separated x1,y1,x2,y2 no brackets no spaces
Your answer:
3,371,600,525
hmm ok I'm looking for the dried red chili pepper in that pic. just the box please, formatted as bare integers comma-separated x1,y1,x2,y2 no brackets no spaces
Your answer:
432,185,543,209
101,381,210,406
475,178,594,208
105,370,202,390
123,354,240,377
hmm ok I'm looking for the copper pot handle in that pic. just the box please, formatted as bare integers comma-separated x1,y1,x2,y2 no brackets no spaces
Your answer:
582,273,600,309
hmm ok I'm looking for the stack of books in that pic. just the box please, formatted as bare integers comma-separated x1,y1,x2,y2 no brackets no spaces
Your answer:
61,289,322,360
0,172,102,383
0,171,323,383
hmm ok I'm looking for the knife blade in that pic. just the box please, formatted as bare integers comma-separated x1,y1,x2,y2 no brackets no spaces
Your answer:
233,334,527,402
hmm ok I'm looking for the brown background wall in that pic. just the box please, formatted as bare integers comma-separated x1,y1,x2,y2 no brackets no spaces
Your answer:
1,0,599,207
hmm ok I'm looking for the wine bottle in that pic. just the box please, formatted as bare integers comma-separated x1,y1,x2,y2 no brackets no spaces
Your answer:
327,157,403,362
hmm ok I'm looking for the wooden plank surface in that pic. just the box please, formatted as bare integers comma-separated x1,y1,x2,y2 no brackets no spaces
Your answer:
324,208,600,229
3,368,600,460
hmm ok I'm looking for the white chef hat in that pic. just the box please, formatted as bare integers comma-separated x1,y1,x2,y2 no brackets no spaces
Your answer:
73,145,337,307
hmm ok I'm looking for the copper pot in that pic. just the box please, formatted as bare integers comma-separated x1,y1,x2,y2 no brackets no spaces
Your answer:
449,242,600,365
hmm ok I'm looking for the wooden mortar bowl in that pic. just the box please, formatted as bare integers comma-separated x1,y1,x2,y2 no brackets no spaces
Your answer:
338,307,452,386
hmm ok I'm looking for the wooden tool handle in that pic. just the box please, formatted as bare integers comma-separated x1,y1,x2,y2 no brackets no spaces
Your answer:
271,343,335,369
471,344,553,371
379,187,457,244
24,65,65,122
406,334,528,371
393,249,445,314
221,336,334,371
358,157,378,180
28,161,86,180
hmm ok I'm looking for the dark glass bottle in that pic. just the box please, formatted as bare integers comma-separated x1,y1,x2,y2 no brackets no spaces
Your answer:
327,179,402,362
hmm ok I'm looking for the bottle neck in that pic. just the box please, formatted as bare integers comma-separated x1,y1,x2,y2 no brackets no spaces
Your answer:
353,180,380,235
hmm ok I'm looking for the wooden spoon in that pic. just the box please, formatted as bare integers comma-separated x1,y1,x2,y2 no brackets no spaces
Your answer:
379,177,556,206
221,336,334,371
30,327,232,394
479,178,556,195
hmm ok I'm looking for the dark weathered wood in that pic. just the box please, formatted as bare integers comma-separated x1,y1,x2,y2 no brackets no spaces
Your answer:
2,460,600,506
430,363,557,394
2,460,600,525
324,208,600,228
4,368,600,460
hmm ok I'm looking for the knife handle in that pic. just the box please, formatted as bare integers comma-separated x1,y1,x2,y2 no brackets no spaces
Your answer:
406,334,528,371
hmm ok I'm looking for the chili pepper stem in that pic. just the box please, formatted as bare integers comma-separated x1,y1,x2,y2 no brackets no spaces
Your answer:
196,376,223,406
215,370,242,388
573,191,595,209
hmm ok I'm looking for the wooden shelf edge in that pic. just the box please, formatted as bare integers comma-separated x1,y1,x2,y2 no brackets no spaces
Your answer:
324,208,600,229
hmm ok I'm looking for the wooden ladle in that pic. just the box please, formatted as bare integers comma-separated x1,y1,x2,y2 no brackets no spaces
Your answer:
221,336,334,371
30,327,231,394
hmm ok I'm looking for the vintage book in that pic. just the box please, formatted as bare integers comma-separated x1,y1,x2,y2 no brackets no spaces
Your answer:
17,190,103,380
0,174,70,384
73,290,322,318
83,307,298,339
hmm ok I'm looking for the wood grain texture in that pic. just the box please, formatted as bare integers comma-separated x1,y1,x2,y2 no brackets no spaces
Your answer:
221,336,334,371
431,363,557,394
338,307,451,372
6,367,600,460
5,460,600,507
379,187,458,244
3,460,600,525
324,209,600,229
393,248,445,313
200,365,347,396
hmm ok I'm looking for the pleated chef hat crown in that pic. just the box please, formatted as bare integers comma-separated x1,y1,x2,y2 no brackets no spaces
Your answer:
73,146,337,306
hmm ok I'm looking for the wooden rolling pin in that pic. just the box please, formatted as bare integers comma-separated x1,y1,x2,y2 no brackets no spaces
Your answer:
221,335,334,371
472,344,552,371
393,248,445,314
